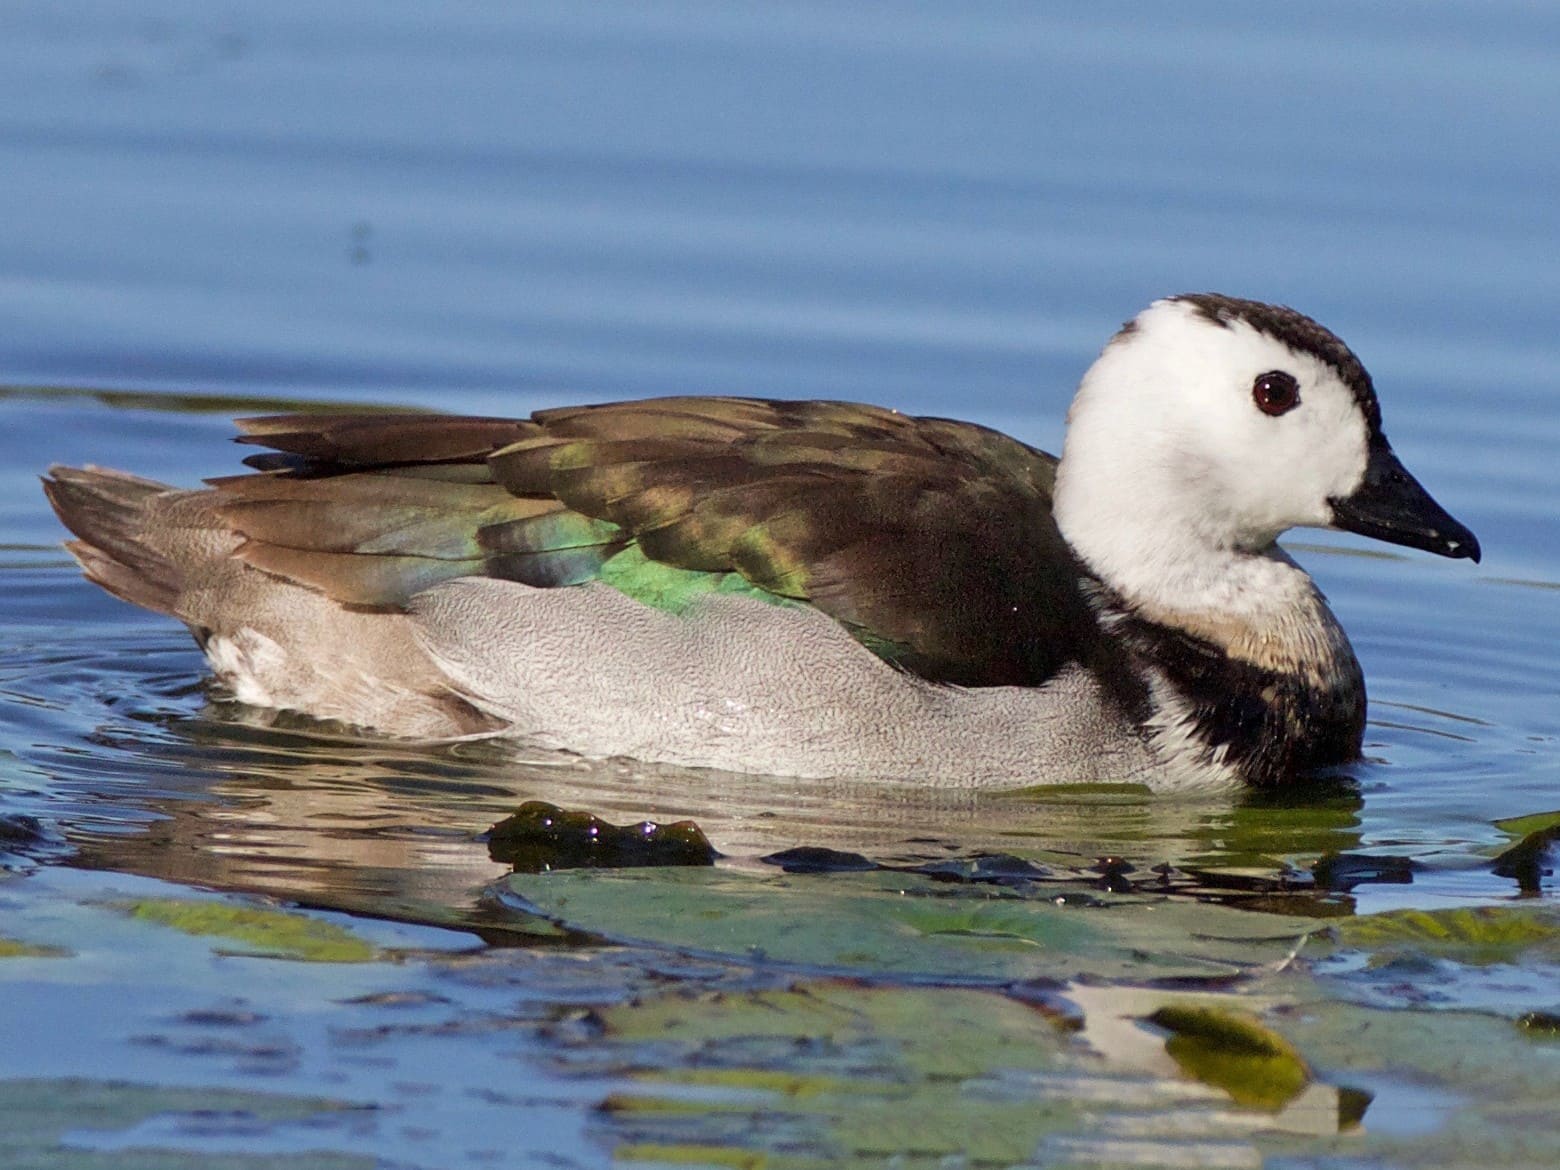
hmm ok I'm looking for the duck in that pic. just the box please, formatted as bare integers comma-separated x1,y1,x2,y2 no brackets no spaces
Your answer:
43,294,1479,791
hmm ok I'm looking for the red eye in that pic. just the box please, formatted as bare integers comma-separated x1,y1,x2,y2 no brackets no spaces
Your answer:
1252,371,1300,417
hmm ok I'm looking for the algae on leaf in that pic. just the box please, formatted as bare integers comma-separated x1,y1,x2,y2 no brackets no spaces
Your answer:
114,898,378,963
0,936,69,959
1148,1004,1310,1110
1335,905,1560,964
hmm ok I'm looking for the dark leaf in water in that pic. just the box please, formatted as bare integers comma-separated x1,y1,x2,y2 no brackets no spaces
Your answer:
911,853,1052,884
1093,856,1136,892
1311,852,1416,891
1337,1084,1375,1131
486,801,719,873
1517,1011,1560,1038
1491,827,1559,896
0,813,70,869
759,846,879,874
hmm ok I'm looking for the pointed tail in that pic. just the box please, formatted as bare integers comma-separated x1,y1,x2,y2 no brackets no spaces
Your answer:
42,465,183,615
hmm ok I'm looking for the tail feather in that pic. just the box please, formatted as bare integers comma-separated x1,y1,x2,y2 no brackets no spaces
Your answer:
42,465,183,615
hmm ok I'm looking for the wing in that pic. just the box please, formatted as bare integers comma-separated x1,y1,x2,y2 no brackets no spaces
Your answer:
219,397,1096,686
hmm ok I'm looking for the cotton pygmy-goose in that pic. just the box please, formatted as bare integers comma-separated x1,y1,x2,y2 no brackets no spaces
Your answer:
44,294,1479,790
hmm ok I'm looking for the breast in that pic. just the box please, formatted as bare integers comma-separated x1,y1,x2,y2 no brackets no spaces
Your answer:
1105,595,1368,787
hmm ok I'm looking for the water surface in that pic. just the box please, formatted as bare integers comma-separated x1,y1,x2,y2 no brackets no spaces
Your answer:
1,4,1557,1167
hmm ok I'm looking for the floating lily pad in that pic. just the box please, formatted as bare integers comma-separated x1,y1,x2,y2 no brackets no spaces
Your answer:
0,1077,370,1170
1492,810,1560,839
585,976,1396,1167
504,865,1313,982
113,899,378,963
0,936,69,959
1275,995,1560,1165
1335,906,1560,964
601,981,1073,1078
1489,810,1560,894
596,981,1084,1167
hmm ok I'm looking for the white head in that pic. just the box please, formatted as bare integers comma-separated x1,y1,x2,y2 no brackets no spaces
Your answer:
1053,295,1477,617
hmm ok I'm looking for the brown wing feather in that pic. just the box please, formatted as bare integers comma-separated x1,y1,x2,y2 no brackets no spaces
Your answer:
213,397,1091,686
236,414,533,465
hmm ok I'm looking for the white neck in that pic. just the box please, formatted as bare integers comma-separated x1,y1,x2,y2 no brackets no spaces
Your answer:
1052,472,1357,686
1056,482,1312,626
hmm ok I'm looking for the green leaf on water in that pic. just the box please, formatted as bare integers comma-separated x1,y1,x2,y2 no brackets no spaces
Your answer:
594,980,1082,1168
586,979,1375,1166
0,1078,372,1170
1148,1004,1310,1110
1488,810,1560,894
1492,809,1560,838
615,1144,767,1169
114,898,378,963
0,936,69,959
600,981,1072,1081
505,865,1309,982
1336,906,1560,963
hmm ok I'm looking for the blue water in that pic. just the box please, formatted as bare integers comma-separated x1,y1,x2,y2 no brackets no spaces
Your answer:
1,3,1557,1165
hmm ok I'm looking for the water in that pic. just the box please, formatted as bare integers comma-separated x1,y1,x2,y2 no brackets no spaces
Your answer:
1,4,1557,1167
